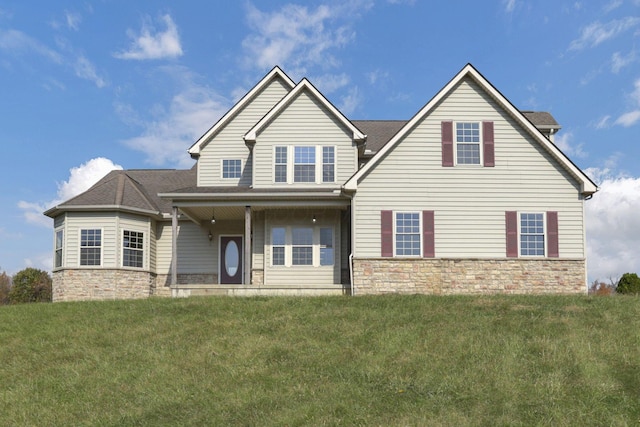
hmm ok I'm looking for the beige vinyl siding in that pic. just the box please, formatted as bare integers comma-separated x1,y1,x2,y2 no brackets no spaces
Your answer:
252,90,358,188
252,211,265,271
64,212,118,268
149,220,157,271
197,77,291,186
263,210,341,285
354,77,586,259
156,221,217,274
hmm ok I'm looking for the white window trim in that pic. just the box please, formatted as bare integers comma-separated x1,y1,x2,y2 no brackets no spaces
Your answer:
393,211,422,257
78,228,103,267
121,229,145,269
54,227,64,270
273,146,338,184
518,211,547,258
269,225,335,267
454,121,483,166
221,158,243,180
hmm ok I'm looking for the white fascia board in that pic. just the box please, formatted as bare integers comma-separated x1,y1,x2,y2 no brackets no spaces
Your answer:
344,63,598,195
244,78,366,143
188,66,295,156
43,205,161,218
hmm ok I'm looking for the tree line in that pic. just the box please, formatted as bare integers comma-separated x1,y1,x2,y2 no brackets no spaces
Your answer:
0,268,52,305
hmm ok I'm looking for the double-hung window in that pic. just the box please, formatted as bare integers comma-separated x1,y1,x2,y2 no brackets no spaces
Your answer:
520,213,545,256
395,212,421,256
322,146,335,182
294,147,315,182
319,227,334,265
123,230,144,268
222,159,242,179
54,229,63,269
271,227,285,266
455,122,481,165
292,227,313,265
274,147,287,183
80,229,101,266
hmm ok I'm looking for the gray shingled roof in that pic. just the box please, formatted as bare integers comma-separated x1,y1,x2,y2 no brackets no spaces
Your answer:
352,120,407,155
521,111,560,129
47,167,196,216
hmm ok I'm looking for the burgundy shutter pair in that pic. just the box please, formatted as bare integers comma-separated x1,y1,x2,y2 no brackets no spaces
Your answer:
441,121,494,167
505,211,559,258
381,210,435,257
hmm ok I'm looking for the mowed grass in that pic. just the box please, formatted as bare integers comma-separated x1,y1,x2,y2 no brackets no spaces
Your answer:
1,295,640,426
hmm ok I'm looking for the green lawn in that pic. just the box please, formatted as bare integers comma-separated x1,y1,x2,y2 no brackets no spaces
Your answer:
1,295,639,426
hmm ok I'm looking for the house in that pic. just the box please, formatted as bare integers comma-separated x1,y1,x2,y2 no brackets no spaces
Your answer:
44,64,597,301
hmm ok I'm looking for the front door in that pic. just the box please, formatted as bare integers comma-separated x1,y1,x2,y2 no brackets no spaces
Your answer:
220,235,243,284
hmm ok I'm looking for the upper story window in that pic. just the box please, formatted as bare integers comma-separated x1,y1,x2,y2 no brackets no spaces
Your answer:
54,229,63,269
274,147,287,183
455,122,481,165
294,147,316,182
274,146,337,184
123,230,144,268
80,229,101,266
222,159,242,179
322,147,335,182
520,213,545,256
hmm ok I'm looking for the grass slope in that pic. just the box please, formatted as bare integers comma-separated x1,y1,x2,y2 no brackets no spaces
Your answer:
1,295,639,426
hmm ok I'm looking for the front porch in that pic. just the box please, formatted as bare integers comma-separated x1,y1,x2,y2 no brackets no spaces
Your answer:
169,283,349,297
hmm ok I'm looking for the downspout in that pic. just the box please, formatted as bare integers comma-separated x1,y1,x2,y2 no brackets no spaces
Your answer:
349,253,355,296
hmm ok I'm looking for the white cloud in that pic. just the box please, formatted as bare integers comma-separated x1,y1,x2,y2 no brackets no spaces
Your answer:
114,14,183,60
242,3,355,72
569,17,640,51
0,29,62,63
503,0,516,13
74,55,106,88
585,167,640,281
611,50,636,73
594,115,611,129
604,0,623,12
339,86,361,116
18,157,123,228
366,69,389,85
119,67,230,167
311,73,350,93
65,11,82,31
615,78,640,126
554,131,587,158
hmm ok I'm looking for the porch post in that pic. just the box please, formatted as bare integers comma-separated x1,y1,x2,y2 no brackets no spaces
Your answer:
171,206,178,287
244,206,251,285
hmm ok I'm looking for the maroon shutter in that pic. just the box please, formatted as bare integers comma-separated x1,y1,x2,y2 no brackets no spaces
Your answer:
483,121,495,167
506,211,518,258
441,121,454,167
547,211,559,258
422,210,435,258
381,210,393,257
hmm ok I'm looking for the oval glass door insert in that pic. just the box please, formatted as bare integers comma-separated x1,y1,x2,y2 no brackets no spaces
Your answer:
225,240,239,277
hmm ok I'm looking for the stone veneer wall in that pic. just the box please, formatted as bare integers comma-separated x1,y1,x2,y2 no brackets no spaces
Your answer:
154,273,218,297
353,258,586,295
52,269,155,302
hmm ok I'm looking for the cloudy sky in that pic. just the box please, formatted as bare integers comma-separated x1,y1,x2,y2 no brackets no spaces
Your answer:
1,0,639,282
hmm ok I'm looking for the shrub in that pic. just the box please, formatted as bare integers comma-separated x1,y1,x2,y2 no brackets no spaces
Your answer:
8,268,52,304
0,271,11,305
616,273,640,295
589,280,616,296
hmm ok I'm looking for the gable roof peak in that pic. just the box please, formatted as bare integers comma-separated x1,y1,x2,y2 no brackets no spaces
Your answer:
188,66,295,158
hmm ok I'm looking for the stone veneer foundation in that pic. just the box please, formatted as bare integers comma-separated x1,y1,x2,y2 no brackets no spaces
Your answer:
352,258,586,295
52,269,155,302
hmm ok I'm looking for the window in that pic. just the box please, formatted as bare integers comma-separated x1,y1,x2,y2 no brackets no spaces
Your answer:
455,122,481,165
322,146,335,182
123,230,144,268
275,146,287,183
222,159,242,179
54,229,63,268
292,227,313,265
272,227,285,266
294,146,315,182
80,229,101,266
320,227,334,266
395,212,421,256
520,213,545,256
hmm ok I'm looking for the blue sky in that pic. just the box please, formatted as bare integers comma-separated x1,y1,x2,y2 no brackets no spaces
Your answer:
1,0,639,282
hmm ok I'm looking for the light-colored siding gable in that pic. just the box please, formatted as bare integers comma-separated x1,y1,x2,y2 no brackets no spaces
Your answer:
252,89,358,188
197,76,291,187
354,77,586,259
